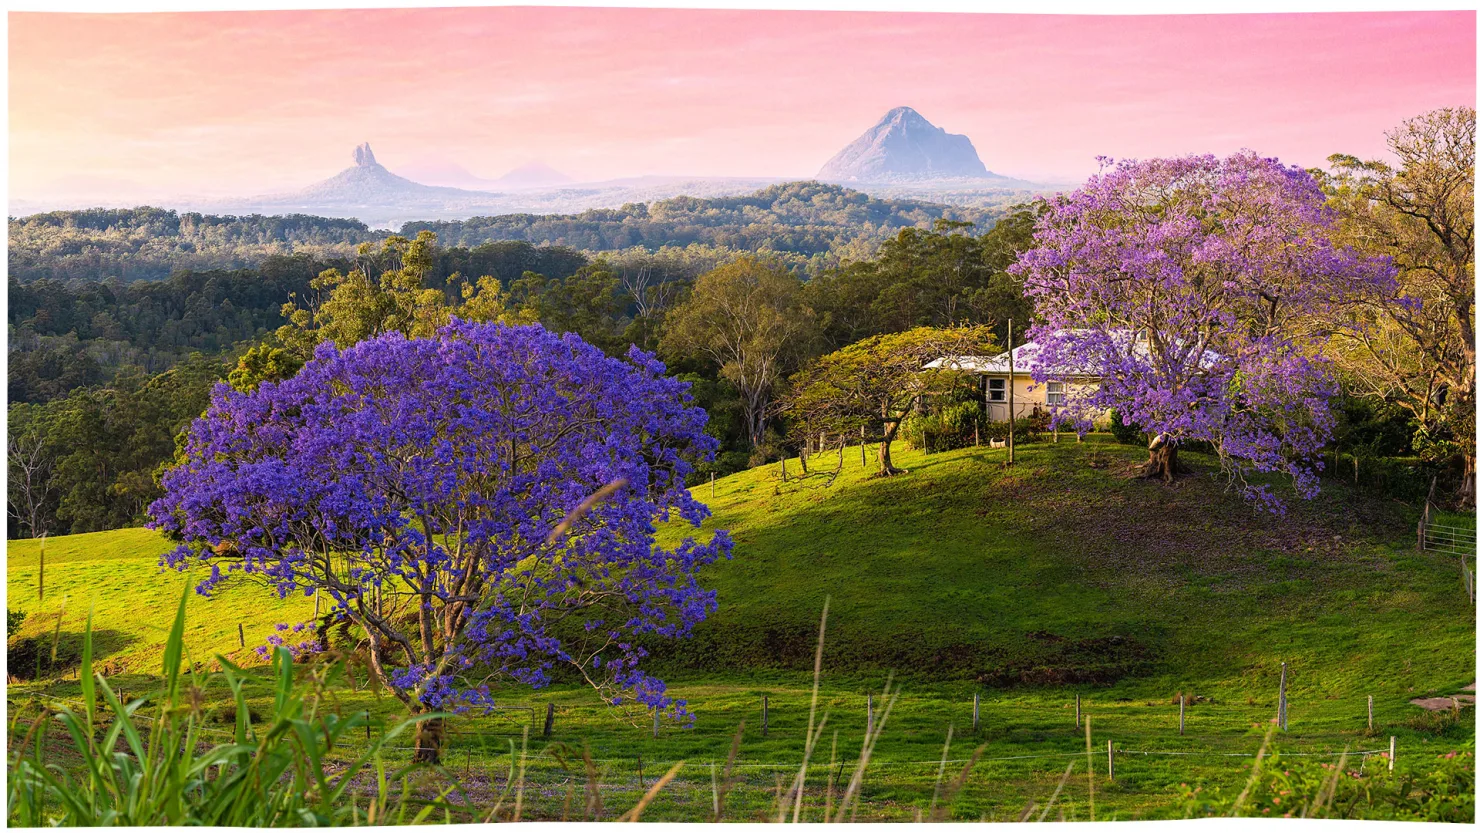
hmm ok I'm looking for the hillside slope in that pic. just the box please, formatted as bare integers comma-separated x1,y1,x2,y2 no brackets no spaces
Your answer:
6,439,1472,702
655,439,1472,699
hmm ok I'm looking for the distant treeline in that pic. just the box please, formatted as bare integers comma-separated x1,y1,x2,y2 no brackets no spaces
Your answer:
402,182,997,267
9,183,1006,283
8,208,377,283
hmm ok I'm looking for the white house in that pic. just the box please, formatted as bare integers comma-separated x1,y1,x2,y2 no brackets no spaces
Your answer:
924,340,1101,423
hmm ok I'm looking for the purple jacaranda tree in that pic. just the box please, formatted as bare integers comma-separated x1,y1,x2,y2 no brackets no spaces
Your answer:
1010,152,1395,511
148,321,732,761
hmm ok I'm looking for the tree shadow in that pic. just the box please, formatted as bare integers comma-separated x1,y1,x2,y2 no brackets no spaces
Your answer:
7,628,138,681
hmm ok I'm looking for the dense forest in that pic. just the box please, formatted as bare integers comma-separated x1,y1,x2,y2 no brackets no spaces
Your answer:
10,183,998,283
8,209,375,283
7,243,591,404
6,213,1034,537
402,182,996,266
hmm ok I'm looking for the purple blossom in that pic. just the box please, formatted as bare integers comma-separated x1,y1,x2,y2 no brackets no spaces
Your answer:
1009,152,1396,511
149,320,732,720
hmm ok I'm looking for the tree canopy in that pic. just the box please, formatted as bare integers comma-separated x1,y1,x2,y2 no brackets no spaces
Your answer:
1011,151,1394,510
149,321,732,760
785,325,996,476
1322,106,1476,506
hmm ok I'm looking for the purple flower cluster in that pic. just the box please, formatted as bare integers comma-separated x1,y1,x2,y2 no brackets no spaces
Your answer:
1010,152,1395,510
149,320,732,719
254,620,324,661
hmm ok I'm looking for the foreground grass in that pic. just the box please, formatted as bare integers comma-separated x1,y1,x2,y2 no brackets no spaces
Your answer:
7,436,1474,820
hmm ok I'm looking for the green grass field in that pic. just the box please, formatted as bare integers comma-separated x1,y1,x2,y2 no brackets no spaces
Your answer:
7,436,1474,820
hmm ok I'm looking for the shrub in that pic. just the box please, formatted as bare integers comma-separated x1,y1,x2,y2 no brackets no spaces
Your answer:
1108,408,1145,445
1178,743,1474,822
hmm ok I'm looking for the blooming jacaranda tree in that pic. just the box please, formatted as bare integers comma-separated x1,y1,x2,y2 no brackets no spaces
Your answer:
1010,152,1395,510
149,321,732,761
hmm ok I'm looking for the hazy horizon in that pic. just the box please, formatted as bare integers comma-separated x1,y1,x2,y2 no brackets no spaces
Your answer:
9,8,1475,207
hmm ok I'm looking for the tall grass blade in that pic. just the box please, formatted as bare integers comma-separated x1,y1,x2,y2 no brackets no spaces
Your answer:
620,760,685,822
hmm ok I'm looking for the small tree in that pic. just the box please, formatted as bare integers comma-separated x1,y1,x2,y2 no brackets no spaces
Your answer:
1323,107,1476,507
785,325,995,476
1011,152,1393,510
149,321,732,762
660,258,813,453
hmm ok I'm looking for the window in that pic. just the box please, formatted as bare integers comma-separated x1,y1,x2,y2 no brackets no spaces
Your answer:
1047,381,1066,406
987,378,1006,402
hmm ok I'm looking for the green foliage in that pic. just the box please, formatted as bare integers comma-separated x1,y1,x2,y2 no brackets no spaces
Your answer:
7,208,373,283
6,609,24,634
6,586,455,826
805,208,1039,350
904,406,1047,453
784,325,996,472
226,345,304,393
1178,744,1474,822
402,182,1001,268
7,353,228,536
1108,408,1145,445
7,255,327,404
661,258,814,449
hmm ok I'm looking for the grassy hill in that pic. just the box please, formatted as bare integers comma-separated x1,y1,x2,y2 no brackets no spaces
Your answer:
8,436,1472,693
7,436,1473,820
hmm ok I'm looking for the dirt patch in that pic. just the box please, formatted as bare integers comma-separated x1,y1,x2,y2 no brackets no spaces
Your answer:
1410,695,1475,711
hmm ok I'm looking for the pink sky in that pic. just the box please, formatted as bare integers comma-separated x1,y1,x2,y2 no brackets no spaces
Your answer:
9,8,1476,199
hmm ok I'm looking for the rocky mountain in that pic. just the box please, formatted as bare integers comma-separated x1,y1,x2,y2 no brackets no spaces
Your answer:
818,107,1002,183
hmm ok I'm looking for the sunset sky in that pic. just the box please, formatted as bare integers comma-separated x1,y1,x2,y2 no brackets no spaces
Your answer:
9,8,1476,201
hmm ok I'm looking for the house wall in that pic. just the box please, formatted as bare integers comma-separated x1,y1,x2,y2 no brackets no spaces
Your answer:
981,374,1106,426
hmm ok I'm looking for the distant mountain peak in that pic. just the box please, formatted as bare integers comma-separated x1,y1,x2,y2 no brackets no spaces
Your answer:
818,107,996,182
353,142,378,168
495,162,574,188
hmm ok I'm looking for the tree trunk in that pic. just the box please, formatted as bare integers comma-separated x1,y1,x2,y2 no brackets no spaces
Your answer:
412,713,445,764
877,439,902,476
1143,436,1180,482
1458,452,1476,509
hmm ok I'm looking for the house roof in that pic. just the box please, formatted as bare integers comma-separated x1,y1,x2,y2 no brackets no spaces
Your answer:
924,331,1222,378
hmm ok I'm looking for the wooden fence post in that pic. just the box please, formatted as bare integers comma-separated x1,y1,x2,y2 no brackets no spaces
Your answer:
780,456,787,483
1075,693,1081,728
543,702,555,738
1389,736,1396,771
973,692,980,734
860,426,866,468
1006,318,1015,466
637,755,644,789
762,695,769,737
866,693,874,736
710,472,715,501
1179,694,1185,736
1107,740,1114,780
1367,695,1374,732
653,708,660,738
1278,662,1288,732
238,623,245,648
974,419,980,448
38,534,45,602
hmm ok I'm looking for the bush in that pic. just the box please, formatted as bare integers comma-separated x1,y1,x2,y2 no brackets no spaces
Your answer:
1108,408,1145,445
905,402,1049,453
7,609,25,635
1178,742,1474,822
